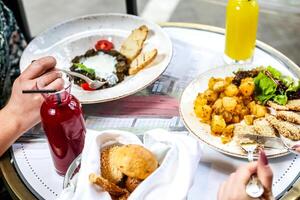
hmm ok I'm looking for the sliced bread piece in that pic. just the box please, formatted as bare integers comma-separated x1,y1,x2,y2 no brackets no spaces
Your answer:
120,25,149,62
267,101,289,111
233,124,257,145
286,99,300,112
265,115,300,141
253,118,276,137
233,124,258,144
129,49,157,75
277,111,300,124
234,124,258,137
267,100,300,112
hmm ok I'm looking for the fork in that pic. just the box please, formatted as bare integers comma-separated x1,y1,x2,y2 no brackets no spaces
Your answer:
240,142,264,198
59,69,106,89
276,133,300,155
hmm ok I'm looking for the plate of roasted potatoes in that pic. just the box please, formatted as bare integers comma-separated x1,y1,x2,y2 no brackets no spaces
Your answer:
180,64,300,158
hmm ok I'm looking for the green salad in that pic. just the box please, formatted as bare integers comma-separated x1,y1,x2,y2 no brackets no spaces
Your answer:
233,66,300,105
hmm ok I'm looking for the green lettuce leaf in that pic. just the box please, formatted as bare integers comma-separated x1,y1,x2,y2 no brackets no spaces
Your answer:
273,95,288,105
73,63,95,75
254,72,277,95
256,94,275,104
286,80,300,93
253,66,299,105
281,75,294,87
254,72,278,104
266,66,281,79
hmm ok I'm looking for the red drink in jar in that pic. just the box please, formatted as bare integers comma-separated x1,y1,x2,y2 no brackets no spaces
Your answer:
38,71,86,175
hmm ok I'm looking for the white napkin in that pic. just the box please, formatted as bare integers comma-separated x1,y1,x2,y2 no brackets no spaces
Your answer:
58,129,202,200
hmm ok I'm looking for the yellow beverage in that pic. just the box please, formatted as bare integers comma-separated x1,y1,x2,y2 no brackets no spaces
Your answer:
225,0,259,61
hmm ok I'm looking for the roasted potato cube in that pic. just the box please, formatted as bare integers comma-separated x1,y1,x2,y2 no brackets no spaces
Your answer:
243,96,253,106
222,97,237,112
221,125,234,143
202,105,213,121
222,124,235,137
221,135,232,144
219,92,226,98
234,104,243,115
204,89,218,104
222,111,233,123
194,94,207,106
239,78,255,97
244,115,254,125
195,104,212,122
224,84,239,97
213,81,226,92
240,107,250,118
248,101,257,115
225,77,234,86
255,105,268,118
232,115,240,123
211,115,226,135
212,99,223,114
194,105,203,118
208,77,223,90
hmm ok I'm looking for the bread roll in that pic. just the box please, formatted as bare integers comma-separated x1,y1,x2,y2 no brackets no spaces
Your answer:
111,144,158,180
101,145,124,184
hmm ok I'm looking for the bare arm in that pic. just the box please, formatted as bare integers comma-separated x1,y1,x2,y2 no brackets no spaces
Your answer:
0,56,63,156
0,106,23,156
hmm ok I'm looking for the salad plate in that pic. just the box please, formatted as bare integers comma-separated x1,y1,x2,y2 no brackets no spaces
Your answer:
20,13,172,104
180,64,299,159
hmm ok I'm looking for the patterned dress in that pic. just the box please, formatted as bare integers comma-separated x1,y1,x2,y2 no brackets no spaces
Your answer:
0,1,27,108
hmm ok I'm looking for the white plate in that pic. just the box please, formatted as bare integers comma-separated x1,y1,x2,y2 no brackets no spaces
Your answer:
180,64,294,159
20,13,172,104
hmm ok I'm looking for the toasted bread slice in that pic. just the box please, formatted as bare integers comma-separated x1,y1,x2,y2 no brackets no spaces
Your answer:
267,101,289,111
129,49,157,75
101,146,124,184
120,25,149,62
253,118,276,137
233,124,258,144
89,173,129,197
265,115,300,141
277,111,300,124
234,124,258,137
267,100,300,112
286,100,300,111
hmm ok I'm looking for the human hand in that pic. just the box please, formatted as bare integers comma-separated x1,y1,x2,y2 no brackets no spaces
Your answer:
292,144,300,153
4,56,63,133
217,150,274,200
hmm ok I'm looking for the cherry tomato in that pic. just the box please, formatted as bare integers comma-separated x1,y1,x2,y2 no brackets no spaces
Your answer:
95,40,114,51
80,83,95,91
